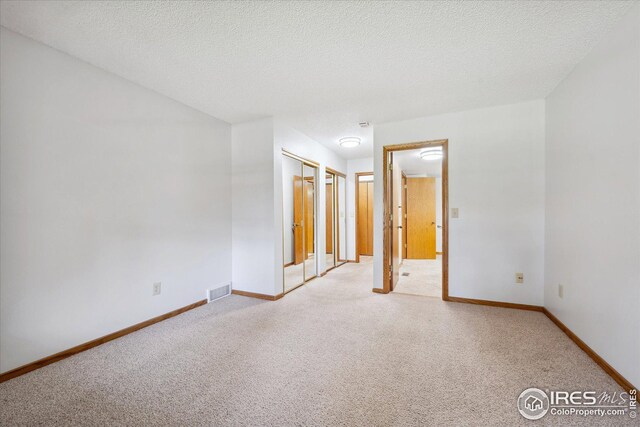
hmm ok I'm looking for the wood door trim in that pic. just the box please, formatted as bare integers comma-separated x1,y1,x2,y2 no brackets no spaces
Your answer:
281,149,320,167
0,299,208,383
383,140,448,296
355,172,373,263
326,166,346,178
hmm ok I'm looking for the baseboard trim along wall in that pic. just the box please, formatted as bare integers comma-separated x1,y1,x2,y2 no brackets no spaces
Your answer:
444,296,544,312
445,295,636,393
0,299,208,384
542,308,636,393
3,292,635,394
231,289,284,301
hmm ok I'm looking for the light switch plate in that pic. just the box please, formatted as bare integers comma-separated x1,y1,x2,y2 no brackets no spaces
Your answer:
451,208,459,218
515,273,524,284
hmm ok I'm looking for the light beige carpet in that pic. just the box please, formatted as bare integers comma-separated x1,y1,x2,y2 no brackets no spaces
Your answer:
394,256,442,297
0,260,631,426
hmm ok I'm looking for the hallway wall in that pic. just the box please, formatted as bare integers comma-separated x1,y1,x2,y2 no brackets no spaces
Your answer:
373,100,545,306
544,4,639,388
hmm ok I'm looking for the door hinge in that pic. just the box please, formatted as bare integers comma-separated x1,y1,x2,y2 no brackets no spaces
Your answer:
389,163,393,171
390,213,393,222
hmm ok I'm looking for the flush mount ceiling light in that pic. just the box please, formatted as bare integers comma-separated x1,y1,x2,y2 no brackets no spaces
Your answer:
339,137,361,148
420,146,443,161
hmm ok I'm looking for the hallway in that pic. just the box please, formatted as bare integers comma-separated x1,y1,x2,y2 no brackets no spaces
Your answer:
393,255,442,297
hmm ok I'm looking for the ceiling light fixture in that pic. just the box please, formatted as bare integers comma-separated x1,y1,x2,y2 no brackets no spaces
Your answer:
339,137,361,148
420,147,443,161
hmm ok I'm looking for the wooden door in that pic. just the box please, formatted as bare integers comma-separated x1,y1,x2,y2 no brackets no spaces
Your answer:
390,156,399,290
402,174,407,259
293,175,303,264
326,182,333,254
358,180,374,256
304,180,315,257
406,177,436,259
367,182,373,255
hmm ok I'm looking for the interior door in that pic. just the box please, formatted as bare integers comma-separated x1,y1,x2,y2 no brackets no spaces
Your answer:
402,174,407,259
293,175,303,264
406,177,436,259
326,181,333,255
390,154,399,291
358,180,374,256
367,182,374,255
304,180,315,258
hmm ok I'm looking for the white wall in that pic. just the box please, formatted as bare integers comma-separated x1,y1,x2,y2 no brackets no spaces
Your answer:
0,28,232,373
374,100,546,306
545,4,639,388
346,157,374,260
231,118,277,296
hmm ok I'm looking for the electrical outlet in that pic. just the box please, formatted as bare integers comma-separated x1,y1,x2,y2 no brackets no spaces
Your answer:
451,208,459,218
153,282,162,296
558,284,563,299
515,273,524,284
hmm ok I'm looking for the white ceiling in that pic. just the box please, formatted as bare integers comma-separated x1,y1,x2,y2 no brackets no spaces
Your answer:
0,1,633,159
394,149,442,178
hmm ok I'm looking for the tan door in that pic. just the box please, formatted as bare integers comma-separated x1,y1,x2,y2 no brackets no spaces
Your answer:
293,175,303,264
402,174,407,259
304,180,315,258
367,182,373,255
326,182,333,254
358,180,374,256
390,154,399,290
406,177,436,259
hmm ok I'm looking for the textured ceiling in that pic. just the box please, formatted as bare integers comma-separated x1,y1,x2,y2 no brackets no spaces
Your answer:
0,1,633,159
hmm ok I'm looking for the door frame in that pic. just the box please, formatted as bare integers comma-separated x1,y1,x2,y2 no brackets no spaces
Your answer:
382,139,448,298
326,167,347,271
401,172,407,260
354,172,373,263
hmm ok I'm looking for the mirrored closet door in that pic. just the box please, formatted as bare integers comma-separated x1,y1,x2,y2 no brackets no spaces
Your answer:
326,168,347,271
336,174,347,265
303,163,317,281
325,172,336,270
282,151,318,294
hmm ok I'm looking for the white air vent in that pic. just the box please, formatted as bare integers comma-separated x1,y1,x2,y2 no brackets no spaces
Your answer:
207,283,231,302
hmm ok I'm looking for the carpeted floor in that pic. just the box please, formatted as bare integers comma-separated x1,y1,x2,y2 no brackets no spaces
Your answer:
394,256,442,297
0,260,631,426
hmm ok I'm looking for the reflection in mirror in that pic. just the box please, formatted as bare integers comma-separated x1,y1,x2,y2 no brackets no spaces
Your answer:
282,154,304,292
337,175,347,265
303,164,317,281
325,173,336,269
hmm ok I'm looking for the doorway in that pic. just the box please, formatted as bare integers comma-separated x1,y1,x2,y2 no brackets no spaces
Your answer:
355,172,374,263
382,140,448,297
